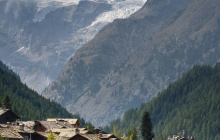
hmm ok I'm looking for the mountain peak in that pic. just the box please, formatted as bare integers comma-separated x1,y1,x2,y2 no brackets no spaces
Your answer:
43,0,220,126
0,0,145,93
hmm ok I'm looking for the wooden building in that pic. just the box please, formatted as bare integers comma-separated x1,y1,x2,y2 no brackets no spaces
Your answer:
0,109,20,123
16,123,47,140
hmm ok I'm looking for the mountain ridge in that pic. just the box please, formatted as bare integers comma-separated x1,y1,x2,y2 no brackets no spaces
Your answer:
104,62,220,140
44,0,220,126
0,0,145,93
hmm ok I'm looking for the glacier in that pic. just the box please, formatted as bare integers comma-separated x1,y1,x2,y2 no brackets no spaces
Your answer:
0,0,146,93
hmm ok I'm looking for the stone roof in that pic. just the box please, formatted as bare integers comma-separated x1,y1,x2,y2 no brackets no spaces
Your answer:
99,134,114,139
0,109,8,116
47,118,79,125
0,128,23,139
52,128,86,133
37,132,69,140
59,131,76,138
51,128,89,138
78,134,100,140
80,134,118,140
39,121,72,131
1,122,35,133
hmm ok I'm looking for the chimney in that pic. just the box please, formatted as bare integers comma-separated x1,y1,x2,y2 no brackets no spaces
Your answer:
19,123,24,131
6,122,10,128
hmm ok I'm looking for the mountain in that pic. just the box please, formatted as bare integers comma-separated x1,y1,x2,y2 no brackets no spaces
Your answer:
43,0,220,126
0,60,74,120
0,0,145,93
104,63,220,140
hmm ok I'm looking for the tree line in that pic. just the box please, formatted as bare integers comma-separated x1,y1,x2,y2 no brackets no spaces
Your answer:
104,63,220,140
0,60,74,121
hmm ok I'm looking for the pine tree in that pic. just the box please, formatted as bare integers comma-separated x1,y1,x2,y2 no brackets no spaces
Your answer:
1,95,11,109
128,128,138,140
84,122,95,133
113,125,122,138
80,117,86,126
140,111,154,140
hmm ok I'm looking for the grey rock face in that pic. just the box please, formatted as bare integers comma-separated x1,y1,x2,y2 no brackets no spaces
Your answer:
0,0,144,93
43,0,220,126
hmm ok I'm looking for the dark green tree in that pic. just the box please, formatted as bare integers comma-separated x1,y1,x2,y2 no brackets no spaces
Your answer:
105,63,220,139
1,95,11,109
0,60,74,120
84,122,95,133
140,111,154,140
80,117,86,126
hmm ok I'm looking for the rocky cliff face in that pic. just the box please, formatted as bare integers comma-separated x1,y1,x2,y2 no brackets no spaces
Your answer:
43,0,220,126
0,0,145,93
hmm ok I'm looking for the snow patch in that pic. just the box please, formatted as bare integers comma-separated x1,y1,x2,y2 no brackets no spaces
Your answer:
34,0,146,22
16,46,30,55
34,0,79,22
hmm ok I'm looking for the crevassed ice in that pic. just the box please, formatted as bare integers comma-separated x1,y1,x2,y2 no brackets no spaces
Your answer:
34,0,146,22
33,0,79,22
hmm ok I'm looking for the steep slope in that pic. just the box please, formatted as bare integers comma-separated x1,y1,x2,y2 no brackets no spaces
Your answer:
104,63,220,140
0,0,145,93
43,0,220,126
0,61,74,120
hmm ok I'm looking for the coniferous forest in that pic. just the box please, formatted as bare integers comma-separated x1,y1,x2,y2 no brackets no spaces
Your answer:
1,60,220,139
104,63,220,140
0,61,75,120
